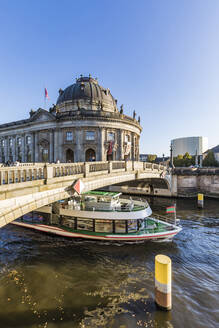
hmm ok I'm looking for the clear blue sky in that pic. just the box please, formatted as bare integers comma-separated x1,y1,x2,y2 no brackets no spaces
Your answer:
0,0,218,156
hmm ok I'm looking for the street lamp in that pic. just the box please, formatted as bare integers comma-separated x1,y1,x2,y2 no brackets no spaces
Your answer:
170,142,174,168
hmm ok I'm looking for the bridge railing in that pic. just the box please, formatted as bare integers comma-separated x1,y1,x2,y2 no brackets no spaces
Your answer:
89,161,109,173
0,161,167,185
0,166,45,184
112,161,126,170
53,163,84,177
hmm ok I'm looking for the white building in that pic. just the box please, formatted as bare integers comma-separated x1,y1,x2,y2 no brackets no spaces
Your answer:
171,136,208,157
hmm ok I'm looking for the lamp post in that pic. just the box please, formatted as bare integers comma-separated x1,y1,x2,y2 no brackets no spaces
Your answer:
170,142,174,168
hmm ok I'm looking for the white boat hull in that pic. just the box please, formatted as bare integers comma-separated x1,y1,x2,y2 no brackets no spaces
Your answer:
11,221,181,242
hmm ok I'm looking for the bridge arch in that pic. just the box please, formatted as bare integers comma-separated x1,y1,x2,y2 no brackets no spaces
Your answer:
0,161,171,228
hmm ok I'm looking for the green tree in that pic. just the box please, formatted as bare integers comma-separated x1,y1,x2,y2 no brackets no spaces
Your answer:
147,154,157,163
183,152,193,167
173,153,195,167
173,154,183,167
203,151,218,167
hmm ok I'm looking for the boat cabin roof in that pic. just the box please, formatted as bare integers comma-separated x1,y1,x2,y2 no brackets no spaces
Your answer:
82,191,122,199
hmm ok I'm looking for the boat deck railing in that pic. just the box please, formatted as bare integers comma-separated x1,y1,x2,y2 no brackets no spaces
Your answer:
63,199,148,213
153,213,179,225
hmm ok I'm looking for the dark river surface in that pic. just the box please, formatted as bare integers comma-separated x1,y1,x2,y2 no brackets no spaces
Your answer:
0,197,218,328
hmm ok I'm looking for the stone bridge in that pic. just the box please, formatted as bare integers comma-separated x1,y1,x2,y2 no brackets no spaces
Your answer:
0,161,170,228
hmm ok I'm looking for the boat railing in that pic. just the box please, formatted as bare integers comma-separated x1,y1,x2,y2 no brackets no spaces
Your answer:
153,213,178,225
64,198,148,212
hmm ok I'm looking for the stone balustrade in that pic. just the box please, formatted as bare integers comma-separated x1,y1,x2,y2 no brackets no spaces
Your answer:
0,161,169,228
0,161,167,186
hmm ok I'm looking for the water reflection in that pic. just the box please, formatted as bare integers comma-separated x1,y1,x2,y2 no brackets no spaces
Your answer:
0,197,218,327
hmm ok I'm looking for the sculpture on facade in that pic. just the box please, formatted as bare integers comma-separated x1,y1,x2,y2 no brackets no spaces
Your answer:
120,104,124,114
133,110,136,119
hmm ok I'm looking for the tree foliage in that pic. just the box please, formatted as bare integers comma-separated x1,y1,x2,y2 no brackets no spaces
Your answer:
173,153,195,167
203,151,218,167
147,154,157,163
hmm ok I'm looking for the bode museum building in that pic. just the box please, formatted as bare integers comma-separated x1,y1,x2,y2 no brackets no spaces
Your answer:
0,75,141,163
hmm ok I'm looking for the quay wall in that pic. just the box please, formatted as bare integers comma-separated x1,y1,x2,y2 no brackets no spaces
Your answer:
172,168,219,198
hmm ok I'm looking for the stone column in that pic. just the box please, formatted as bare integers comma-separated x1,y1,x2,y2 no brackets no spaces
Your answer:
21,134,25,162
32,132,35,162
136,136,139,161
49,129,54,163
58,129,63,162
12,137,16,162
35,133,39,162
53,129,58,162
99,128,105,161
131,132,135,160
75,129,83,162
5,137,8,162
119,130,124,160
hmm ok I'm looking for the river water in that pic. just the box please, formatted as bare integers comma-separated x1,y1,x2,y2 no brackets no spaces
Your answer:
0,197,218,328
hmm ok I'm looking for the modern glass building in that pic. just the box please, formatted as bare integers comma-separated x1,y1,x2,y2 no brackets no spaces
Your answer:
171,136,208,157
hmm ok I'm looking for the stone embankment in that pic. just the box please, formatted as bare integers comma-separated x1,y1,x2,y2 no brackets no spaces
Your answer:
172,167,219,198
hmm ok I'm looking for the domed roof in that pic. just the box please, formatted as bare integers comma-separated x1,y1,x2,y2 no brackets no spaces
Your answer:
56,75,117,111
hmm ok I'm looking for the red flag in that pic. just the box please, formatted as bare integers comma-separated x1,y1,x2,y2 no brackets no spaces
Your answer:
107,141,113,155
45,88,49,99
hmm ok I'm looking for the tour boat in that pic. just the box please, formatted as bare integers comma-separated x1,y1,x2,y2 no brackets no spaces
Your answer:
11,191,182,242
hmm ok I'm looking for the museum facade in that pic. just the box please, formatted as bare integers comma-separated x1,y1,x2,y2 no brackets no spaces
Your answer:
0,75,142,163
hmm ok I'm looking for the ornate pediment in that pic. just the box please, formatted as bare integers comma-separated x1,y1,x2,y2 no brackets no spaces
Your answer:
29,108,56,122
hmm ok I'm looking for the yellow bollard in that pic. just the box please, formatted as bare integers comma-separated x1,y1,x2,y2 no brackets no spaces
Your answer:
155,254,172,310
197,193,204,208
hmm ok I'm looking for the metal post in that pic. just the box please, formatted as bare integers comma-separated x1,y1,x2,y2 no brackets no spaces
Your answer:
170,143,174,168
155,254,172,310
197,193,204,208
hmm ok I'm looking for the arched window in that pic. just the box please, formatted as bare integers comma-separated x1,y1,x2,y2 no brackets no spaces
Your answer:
26,136,31,144
66,149,74,162
85,148,96,162
17,137,21,146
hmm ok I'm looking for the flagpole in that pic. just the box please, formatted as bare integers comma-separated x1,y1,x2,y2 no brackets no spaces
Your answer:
44,86,46,110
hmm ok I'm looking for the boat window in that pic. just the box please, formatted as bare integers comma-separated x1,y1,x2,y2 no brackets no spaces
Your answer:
95,219,113,233
84,196,96,202
128,220,138,232
61,217,74,228
115,220,126,233
77,218,93,231
139,219,145,230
